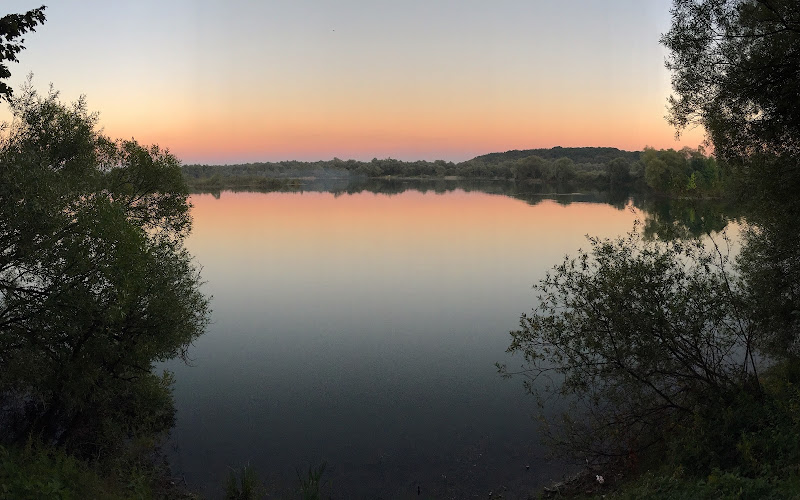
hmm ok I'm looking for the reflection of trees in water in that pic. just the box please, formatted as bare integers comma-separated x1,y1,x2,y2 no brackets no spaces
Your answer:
500,187,800,476
194,180,744,242
630,196,741,240
737,161,800,357
740,213,800,356
630,160,800,355
498,0,800,490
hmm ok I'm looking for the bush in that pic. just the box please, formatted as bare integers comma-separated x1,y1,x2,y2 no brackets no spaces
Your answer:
500,225,758,462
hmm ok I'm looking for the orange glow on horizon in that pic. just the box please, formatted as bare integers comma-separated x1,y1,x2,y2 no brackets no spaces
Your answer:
95,79,706,164
4,2,703,165
105,114,705,164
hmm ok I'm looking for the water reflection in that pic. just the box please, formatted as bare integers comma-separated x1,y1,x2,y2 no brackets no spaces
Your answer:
164,186,734,498
193,179,741,240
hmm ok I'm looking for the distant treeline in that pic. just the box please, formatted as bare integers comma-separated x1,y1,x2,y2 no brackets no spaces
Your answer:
183,146,728,197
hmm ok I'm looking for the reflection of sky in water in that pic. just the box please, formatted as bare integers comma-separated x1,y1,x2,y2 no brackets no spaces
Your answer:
163,190,642,498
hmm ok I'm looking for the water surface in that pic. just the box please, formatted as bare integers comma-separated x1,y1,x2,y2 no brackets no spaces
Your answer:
165,189,643,498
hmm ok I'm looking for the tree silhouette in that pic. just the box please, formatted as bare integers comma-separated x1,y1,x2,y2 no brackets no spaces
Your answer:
0,6,46,100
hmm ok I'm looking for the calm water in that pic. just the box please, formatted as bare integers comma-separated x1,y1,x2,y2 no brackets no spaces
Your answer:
163,189,645,498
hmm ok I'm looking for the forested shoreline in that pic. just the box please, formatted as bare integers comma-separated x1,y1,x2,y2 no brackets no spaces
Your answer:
183,145,728,199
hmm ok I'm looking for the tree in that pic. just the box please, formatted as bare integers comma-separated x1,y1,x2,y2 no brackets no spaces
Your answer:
0,84,210,458
552,157,576,184
663,0,800,346
500,228,757,461
642,147,673,192
662,0,800,162
0,6,46,101
641,146,722,195
500,2,800,491
512,155,549,182
605,157,631,188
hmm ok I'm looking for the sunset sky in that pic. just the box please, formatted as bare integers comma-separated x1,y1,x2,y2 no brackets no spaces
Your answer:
2,1,705,164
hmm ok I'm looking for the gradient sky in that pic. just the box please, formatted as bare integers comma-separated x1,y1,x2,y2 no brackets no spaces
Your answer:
2,1,705,164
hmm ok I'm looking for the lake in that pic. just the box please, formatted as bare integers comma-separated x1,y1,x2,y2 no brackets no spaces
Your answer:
162,187,659,498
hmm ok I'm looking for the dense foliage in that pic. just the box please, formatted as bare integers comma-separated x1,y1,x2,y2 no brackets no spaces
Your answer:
184,145,729,198
663,0,800,162
0,6,45,101
501,0,800,497
0,84,209,496
641,146,726,196
661,0,800,359
501,229,759,456
181,147,642,186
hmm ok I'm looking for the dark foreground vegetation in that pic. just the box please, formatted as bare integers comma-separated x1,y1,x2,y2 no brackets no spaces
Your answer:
500,0,800,498
1,7,209,499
